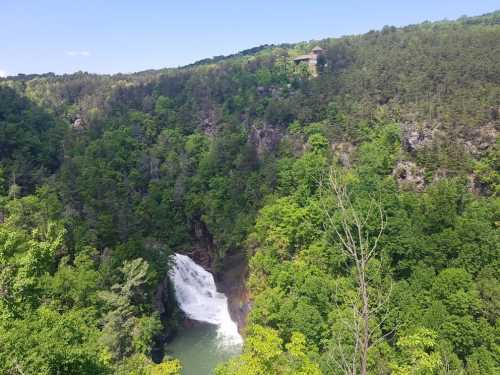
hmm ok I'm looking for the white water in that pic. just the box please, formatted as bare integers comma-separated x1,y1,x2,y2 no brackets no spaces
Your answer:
168,253,243,347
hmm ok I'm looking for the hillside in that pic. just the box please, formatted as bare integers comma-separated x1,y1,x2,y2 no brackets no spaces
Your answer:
0,11,499,375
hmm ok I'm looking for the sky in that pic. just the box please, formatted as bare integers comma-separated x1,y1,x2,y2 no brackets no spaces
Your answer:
1,1,499,76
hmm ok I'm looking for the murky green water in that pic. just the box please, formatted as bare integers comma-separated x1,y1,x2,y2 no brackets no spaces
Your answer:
165,323,242,375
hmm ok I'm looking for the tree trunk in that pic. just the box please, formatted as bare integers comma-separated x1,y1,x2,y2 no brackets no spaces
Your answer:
359,263,370,375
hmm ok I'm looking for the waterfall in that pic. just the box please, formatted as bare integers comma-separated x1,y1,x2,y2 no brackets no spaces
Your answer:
169,253,243,346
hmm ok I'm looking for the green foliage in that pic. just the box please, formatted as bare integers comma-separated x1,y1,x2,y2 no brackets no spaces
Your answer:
41,251,100,309
0,190,169,372
0,306,109,375
390,328,442,375
0,86,66,193
0,11,499,374
473,140,499,194
114,354,182,375
149,359,183,375
215,325,322,375
356,122,401,178
244,125,499,373
99,258,161,360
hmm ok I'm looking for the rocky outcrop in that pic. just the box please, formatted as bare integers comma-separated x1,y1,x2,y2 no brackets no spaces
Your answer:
463,124,498,156
71,117,86,130
489,107,499,121
467,173,491,196
186,219,215,270
153,276,172,318
152,275,179,363
332,142,355,168
250,122,284,158
256,84,293,99
403,121,498,157
198,108,222,137
187,246,212,271
216,251,250,334
401,122,436,153
393,160,426,192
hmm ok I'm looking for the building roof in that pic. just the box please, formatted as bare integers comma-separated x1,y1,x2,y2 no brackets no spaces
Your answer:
293,54,313,61
312,46,324,52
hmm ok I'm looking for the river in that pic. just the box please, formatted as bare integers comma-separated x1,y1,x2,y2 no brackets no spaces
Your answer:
167,253,243,374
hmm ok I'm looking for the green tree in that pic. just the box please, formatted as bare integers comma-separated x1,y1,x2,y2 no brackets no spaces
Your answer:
99,258,161,360
215,325,322,375
390,328,442,375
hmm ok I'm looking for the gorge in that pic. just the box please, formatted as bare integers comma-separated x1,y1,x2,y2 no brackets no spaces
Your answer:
0,9,498,375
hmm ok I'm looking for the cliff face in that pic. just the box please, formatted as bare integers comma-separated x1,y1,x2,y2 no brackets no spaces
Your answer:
216,251,250,333
249,122,284,158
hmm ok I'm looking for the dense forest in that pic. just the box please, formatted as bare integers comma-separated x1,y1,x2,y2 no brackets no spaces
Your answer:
0,11,499,375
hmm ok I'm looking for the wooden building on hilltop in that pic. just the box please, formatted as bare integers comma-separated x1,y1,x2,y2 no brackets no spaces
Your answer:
293,46,324,76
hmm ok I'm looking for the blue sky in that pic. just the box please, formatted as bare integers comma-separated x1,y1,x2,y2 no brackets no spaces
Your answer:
1,1,498,76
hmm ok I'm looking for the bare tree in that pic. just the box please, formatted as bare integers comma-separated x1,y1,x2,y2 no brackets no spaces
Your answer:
322,168,392,375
